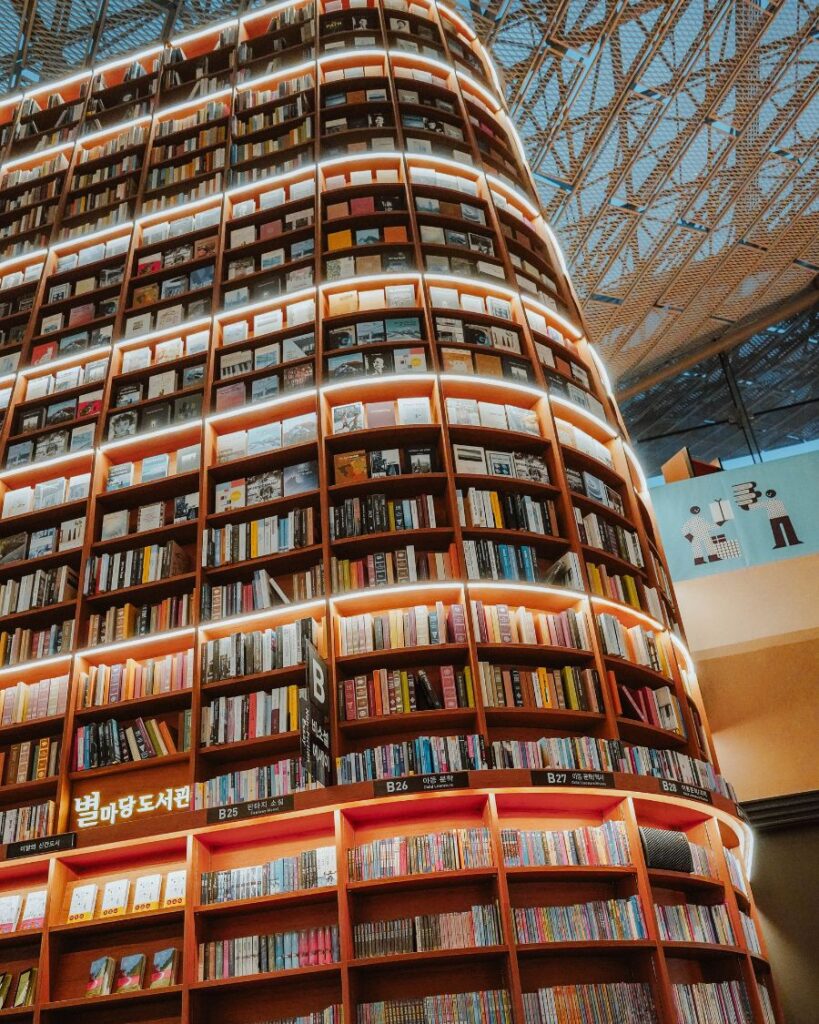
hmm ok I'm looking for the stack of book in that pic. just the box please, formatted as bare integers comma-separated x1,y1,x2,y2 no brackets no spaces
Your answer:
358,991,513,1023
198,925,339,978
672,982,752,1024
336,733,487,784
200,846,336,904
655,902,735,945
501,820,631,867
86,948,178,995
513,895,647,943
353,903,502,957
348,828,493,881
523,984,656,1024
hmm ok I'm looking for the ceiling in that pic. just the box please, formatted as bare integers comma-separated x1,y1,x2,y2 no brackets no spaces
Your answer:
1,0,818,394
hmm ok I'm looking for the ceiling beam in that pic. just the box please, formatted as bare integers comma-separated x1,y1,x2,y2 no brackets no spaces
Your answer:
617,278,819,400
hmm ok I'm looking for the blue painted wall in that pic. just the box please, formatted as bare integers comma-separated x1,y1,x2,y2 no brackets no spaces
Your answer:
649,451,818,582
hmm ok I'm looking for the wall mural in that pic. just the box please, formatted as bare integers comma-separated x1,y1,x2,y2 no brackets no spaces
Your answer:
650,451,815,581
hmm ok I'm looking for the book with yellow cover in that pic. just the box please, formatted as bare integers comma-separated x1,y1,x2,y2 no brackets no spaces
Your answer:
327,229,352,251
327,290,358,316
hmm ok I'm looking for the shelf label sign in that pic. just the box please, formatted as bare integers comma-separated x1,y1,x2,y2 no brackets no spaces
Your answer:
207,795,295,824
6,832,76,860
659,779,713,804
374,771,470,796
531,769,616,790
300,640,332,787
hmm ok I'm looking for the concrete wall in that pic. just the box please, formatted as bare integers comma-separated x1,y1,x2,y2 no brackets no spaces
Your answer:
750,826,819,1024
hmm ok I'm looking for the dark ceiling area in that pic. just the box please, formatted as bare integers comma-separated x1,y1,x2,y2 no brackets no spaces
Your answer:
621,299,819,477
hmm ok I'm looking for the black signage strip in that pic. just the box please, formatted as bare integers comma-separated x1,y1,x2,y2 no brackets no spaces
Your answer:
206,795,296,824
6,832,77,860
531,769,616,790
374,772,470,797
659,779,713,805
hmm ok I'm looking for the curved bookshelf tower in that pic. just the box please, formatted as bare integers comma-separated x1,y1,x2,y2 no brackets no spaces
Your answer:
0,2,780,1022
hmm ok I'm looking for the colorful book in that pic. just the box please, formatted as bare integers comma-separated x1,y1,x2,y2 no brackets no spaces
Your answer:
115,953,146,992
149,947,178,989
86,956,115,997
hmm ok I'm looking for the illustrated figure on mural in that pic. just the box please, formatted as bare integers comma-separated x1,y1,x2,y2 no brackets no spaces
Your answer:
681,500,743,567
733,482,803,550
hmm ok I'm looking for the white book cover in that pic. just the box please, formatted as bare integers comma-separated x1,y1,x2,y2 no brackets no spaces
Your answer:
25,375,52,400
214,480,246,514
20,889,47,930
446,397,479,426
0,893,22,933
100,878,130,918
216,430,247,464
397,396,431,425
67,473,91,500
33,478,67,510
67,882,98,922
2,487,33,518
176,444,201,474
125,312,152,338
147,370,177,399
452,444,488,475
253,310,283,337
315,847,337,888
385,284,415,308
461,293,485,314
121,347,151,373
168,215,193,238
132,874,162,913
194,206,220,230
259,187,285,209
162,870,186,908
288,299,314,326
137,503,164,532
186,330,209,354
222,320,249,346
478,402,507,430
231,199,255,218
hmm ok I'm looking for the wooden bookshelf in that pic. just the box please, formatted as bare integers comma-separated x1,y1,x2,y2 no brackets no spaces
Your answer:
0,1,783,1021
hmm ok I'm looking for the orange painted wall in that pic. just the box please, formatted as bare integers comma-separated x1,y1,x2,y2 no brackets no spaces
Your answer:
674,553,819,802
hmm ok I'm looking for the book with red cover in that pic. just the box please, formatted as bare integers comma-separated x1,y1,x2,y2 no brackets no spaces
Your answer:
259,219,283,240
215,381,246,411
31,341,57,365
440,665,458,709
68,303,95,326
350,195,375,216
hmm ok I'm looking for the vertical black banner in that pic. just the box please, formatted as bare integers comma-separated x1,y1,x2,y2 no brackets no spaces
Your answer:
300,639,332,786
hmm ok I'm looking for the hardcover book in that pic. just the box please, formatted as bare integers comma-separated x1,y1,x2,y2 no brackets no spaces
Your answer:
100,878,130,918
115,953,146,992
20,890,46,931
149,947,178,989
86,956,115,997
132,873,162,913
67,882,98,923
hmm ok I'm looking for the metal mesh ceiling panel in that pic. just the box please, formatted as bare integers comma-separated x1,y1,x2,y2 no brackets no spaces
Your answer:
1,0,817,393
